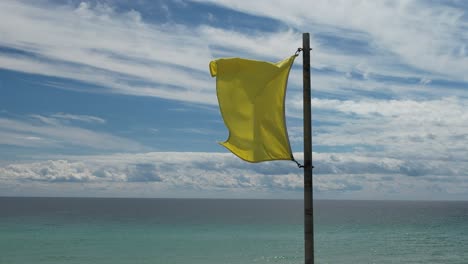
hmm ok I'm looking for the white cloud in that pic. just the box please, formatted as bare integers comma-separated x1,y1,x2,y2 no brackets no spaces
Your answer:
1,151,468,199
310,97,466,118
0,1,214,103
290,97,468,162
50,113,106,124
0,130,51,148
194,0,468,81
1,160,97,182
0,0,465,108
0,114,143,151
0,1,300,105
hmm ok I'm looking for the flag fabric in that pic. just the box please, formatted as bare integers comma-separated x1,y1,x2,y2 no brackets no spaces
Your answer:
209,56,296,163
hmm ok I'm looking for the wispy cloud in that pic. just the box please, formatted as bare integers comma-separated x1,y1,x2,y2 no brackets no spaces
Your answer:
0,114,143,151
195,0,468,81
175,128,219,135
0,1,214,103
0,1,298,105
1,0,466,106
29,113,105,126
50,113,106,124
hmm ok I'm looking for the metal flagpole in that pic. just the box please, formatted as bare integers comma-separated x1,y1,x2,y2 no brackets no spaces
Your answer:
302,32,314,264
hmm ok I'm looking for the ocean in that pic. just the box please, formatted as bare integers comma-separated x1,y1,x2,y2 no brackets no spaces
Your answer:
1,197,467,264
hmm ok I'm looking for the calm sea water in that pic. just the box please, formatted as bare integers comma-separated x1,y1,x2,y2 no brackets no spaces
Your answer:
1,197,467,264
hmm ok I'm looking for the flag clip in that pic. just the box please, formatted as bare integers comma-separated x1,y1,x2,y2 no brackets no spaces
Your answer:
294,48,302,56
294,47,313,56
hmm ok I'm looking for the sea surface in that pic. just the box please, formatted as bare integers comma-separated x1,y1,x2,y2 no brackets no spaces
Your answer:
1,197,468,264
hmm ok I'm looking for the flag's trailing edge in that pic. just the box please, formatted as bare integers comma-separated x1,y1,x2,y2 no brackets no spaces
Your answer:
210,55,296,163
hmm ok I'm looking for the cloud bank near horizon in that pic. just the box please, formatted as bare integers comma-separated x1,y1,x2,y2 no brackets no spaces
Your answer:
1,152,467,200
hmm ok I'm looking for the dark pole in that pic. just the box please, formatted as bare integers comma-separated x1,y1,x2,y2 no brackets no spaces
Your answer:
303,32,314,264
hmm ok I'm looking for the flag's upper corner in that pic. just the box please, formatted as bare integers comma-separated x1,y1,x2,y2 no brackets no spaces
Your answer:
209,60,217,77
278,55,297,67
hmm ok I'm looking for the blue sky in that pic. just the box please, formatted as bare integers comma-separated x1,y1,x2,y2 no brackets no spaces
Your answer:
0,0,467,200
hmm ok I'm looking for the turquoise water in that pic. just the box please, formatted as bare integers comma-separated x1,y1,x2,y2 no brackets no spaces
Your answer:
1,198,468,263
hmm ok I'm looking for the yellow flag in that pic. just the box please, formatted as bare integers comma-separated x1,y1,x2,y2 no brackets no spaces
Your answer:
210,56,296,162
